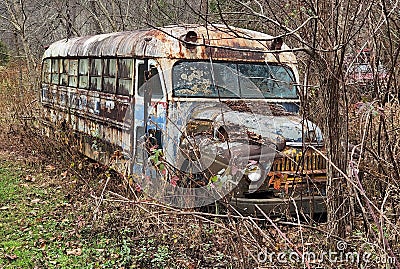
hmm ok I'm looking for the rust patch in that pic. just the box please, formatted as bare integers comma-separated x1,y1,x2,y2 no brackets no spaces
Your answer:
206,46,265,61
223,100,295,116
223,100,252,112
43,24,296,64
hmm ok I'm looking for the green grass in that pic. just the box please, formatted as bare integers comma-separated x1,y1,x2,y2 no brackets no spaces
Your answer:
0,160,181,269
0,161,104,269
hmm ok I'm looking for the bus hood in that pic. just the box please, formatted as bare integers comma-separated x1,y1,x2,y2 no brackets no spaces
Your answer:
185,103,324,146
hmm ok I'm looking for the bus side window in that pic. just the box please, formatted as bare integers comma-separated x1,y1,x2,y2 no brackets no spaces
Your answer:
137,63,163,98
103,58,116,94
68,59,78,87
117,58,133,96
51,59,59,84
137,63,146,90
60,59,69,86
148,65,163,98
79,58,89,89
42,59,51,84
90,58,102,91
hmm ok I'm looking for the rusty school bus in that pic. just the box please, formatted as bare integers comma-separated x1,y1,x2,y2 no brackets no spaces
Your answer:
40,25,327,216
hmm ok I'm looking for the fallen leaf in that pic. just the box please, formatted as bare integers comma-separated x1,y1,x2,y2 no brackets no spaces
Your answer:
110,253,119,259
31,199,41,204
38,239,46,250
170,176,179,187
25,175,35,182
0,206,10,210
45,165,56,171
5,254,17,260
66,248,82,256
135,184,142,192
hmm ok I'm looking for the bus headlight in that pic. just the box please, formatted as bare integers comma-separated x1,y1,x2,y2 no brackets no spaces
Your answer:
246,163,262,182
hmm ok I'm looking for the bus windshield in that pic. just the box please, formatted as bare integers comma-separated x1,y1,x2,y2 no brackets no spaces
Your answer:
172,61,298,99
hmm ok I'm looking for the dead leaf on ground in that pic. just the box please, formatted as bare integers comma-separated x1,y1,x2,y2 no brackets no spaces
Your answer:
25,175,36,182
110,253,119,259
5,254,18,260
38,239,46,250
187,263,196,269
0,206,10,210
31,199,41,204
45,165,56,171
66,248,82,256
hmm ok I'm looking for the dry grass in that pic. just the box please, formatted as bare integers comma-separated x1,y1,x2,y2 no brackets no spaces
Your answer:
0,62,399,268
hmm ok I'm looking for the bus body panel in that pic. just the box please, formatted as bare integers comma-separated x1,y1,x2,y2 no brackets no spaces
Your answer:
40,25,326,216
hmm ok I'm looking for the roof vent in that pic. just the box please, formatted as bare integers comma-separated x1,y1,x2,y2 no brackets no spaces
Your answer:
183,31,198,49
271,37,283,51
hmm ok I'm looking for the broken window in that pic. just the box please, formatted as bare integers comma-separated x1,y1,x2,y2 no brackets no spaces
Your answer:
138,64,163,99
137,62,146,90
117,58,133,96
90,58,102,91
79,58,89,89
42,58,51,84
68,59,78,87
60,59,69,86
103,58,116,93
172,61,297,99
51,58,59,84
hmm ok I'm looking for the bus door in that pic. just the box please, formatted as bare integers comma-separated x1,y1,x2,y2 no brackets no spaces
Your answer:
133,59,167,170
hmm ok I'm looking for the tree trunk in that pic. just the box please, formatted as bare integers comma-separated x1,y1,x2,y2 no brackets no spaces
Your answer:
319,65,353,237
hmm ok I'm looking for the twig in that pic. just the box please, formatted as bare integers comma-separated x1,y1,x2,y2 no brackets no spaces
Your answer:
255,204,311,269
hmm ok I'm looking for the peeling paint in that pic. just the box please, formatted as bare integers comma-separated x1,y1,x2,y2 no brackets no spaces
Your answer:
43,24,297,66
41,24,325,214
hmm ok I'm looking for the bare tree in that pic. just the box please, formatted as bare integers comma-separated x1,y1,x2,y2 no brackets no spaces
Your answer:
1,0,400,266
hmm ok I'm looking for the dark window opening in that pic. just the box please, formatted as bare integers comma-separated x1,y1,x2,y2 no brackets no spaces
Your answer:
117,58,133,96
42,59,51,84
60,59,69,86
103,58,116,93
138,64,163,99
51,59,59,84
68,59,78,87
90,58,102,91
79,58,89,89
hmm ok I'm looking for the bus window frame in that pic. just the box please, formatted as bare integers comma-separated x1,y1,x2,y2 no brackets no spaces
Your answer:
102,57,117,94
89,58,103,92
60,58,69,87
135,59,166,100
68,58,79,88
171,60,298,100
117,58,134,96
50,58,59,85
78,58,89,89
42,58,51,84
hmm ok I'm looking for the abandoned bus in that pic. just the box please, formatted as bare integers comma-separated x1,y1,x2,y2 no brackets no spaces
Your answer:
40,25,326,216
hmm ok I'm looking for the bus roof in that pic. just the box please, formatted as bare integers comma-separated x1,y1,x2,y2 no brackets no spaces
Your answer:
43,24,297,64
